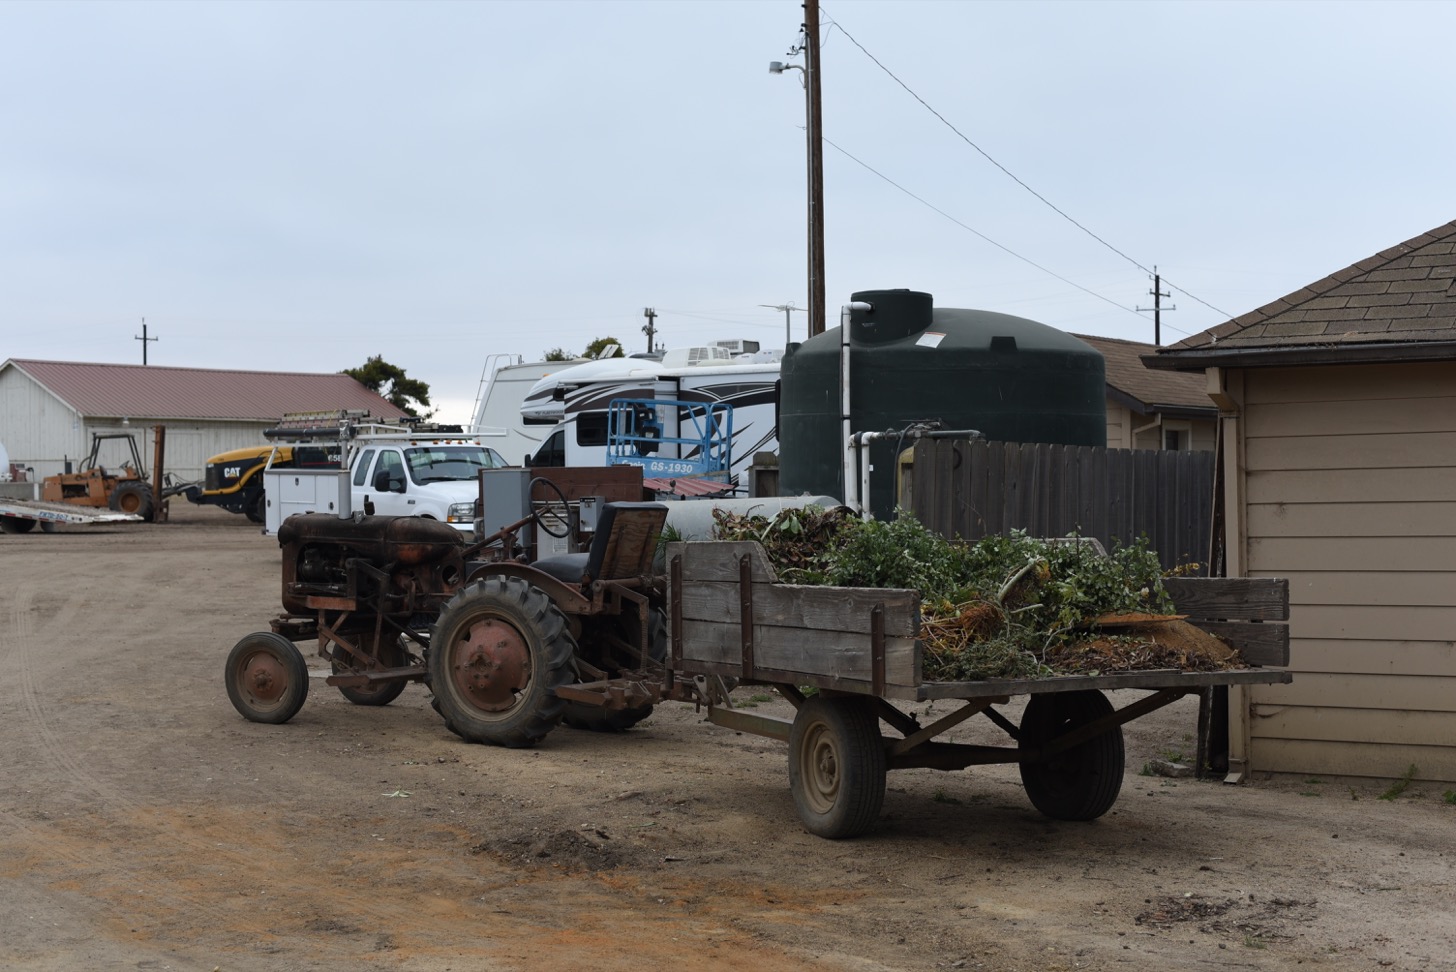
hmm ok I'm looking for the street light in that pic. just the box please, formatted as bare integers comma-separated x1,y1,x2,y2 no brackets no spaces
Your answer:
768,1,825,338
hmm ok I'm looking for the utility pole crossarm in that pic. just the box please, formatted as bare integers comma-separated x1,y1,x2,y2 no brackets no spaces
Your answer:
1135,267,1176,346
134,318,159,365
642,307,658,354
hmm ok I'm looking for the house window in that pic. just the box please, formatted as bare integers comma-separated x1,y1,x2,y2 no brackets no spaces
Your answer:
1163,420,1192,451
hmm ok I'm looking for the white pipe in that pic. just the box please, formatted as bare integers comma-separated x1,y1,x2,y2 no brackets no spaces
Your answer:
859,434,873,521
840,301,872,513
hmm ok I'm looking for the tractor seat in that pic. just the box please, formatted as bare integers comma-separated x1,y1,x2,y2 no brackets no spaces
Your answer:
533,501,668,586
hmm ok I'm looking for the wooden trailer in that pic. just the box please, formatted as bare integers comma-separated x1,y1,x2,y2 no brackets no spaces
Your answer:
666,540,1291,838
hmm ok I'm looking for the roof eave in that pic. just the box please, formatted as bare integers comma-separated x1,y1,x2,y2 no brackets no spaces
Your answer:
1143,340,1456,371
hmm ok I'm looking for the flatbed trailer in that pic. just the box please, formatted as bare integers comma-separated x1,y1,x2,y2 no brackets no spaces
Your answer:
0,497,144,533
666,540,1292,838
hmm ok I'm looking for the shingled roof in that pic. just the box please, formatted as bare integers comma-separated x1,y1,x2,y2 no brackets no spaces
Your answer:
1073,334,1213,416
0,359,411,422
1147,219,1456,370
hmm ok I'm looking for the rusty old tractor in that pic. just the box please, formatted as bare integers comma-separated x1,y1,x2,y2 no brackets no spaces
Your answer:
223,485,717,747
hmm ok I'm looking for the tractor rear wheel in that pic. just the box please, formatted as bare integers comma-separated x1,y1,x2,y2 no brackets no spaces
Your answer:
428,575,575,748
110,481,155,521
225,632,309,724
244,488,267,524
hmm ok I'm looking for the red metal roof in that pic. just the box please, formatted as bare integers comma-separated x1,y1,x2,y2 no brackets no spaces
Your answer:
2,359,411,422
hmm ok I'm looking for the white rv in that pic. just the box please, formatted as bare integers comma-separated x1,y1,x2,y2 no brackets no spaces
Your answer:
522,345,781,485
469,358,577,466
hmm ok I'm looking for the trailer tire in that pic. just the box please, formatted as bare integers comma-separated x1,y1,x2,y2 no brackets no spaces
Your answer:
429,575,575,748
1018,690,1124,821
225,632,309,724
110,481,155,521
563,606,667,733
788,696,886,839
1,518,37,534
331,632,408,706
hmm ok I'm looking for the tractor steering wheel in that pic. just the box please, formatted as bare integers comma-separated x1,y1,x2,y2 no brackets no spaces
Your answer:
527,476,571,538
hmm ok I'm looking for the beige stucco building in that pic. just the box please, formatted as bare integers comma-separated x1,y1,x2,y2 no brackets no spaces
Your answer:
1148,219,1456,783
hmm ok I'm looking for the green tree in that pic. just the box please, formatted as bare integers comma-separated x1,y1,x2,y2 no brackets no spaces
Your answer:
342,355,433,417
542,347,574,361
583,337,625,359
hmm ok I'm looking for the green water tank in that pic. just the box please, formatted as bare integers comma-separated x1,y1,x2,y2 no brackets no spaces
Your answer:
778,289,1106,520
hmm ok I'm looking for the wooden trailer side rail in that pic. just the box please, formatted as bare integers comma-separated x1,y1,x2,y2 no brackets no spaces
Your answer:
667,540,1291,700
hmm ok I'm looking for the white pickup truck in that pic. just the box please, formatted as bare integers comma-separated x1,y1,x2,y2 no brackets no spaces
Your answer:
347,428,508,535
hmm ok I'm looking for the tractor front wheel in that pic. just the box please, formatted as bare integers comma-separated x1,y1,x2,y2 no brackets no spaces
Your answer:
225,632,309,724
428,575,575,748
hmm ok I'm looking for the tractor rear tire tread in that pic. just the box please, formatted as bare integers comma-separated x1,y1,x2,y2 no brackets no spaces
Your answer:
428,575,575,748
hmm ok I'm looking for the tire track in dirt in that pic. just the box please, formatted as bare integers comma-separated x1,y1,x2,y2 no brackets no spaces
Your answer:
2,545,856,971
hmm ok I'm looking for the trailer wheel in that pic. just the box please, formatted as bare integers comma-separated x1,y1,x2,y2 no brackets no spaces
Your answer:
1018,690,1124,821
331,632,408,706
1,518,37,534
110,481,155,521
225,632,309,724
788,696,886,839
564,606,666,732
245,488,267,524
429,575,575,748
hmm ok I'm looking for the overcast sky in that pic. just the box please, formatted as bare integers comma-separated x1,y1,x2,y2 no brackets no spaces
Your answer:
4,0,1454,424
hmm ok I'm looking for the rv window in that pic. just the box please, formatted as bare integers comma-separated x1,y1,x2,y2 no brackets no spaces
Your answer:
532,430,565,467
576,414,609,447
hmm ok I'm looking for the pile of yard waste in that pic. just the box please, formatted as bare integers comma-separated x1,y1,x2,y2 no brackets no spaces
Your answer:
709,506,1239,682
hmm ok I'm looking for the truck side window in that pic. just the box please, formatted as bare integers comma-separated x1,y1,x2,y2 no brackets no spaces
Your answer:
353,449,376,487
377,450,406,488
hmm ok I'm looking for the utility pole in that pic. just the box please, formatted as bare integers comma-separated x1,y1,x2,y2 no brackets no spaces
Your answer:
760,302,807,346
805,0,826,337
1136,267,1175,346
135,318,159,364
642,307,658,354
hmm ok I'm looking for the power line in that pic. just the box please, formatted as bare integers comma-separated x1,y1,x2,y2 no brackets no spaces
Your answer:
825,13,1232,323
822,135,1152,322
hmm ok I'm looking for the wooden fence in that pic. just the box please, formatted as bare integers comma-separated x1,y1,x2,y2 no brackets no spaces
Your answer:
905,438,1215,573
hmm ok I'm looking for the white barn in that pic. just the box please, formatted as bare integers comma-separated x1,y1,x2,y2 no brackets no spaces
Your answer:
0,359,409,483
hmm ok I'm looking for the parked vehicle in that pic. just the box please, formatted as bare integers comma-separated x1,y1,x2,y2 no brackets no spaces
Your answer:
469,356,573,466
345,425,508,534
522,345,780,488
257,412,510,536
0,497,143,533
39,428,185,523
187,443,341,523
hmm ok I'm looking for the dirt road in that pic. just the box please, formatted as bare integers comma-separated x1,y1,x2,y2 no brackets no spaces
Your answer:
2,505,1453,971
